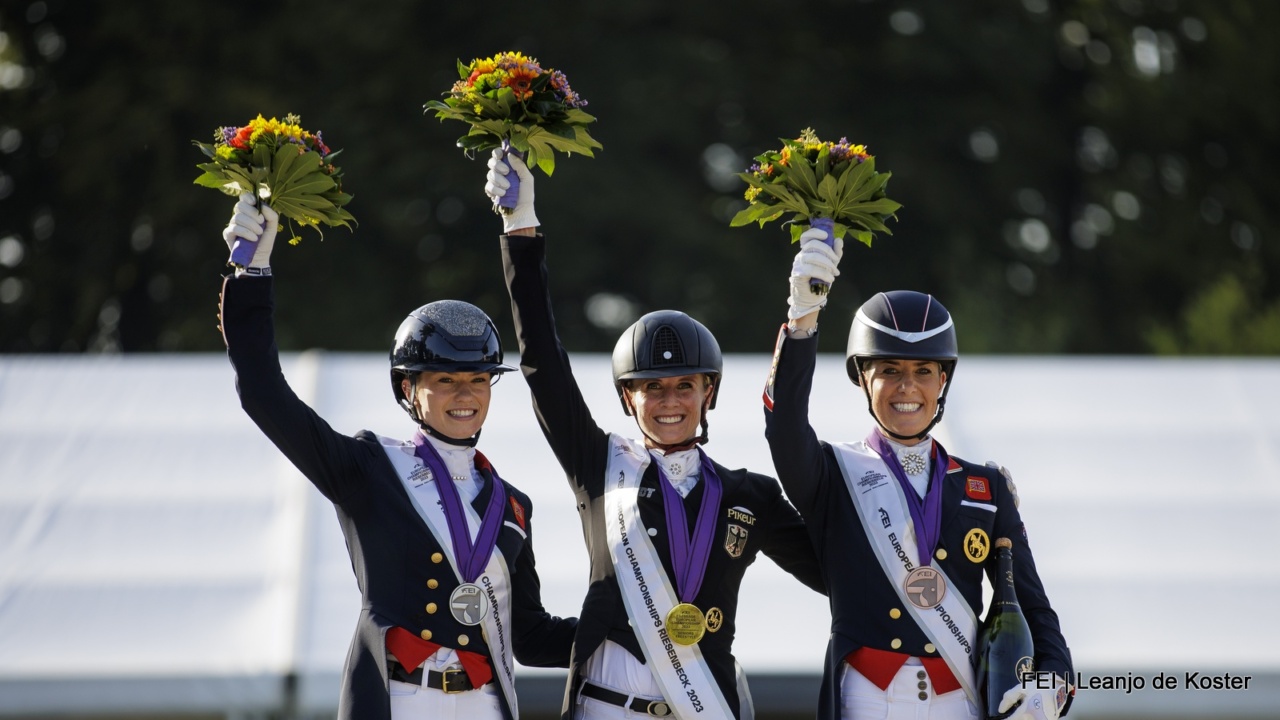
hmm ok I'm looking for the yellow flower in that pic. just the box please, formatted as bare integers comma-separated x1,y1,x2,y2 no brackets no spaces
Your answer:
744,186,762,202
215,145,235,160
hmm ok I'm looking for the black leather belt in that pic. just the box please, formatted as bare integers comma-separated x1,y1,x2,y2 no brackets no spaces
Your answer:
389,661,480,694
580,681,672,717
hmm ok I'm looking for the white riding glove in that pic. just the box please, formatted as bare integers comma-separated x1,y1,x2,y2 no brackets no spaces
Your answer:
484,148,539,233
222,192,278,275
999,678,1067,720
787,226,843,320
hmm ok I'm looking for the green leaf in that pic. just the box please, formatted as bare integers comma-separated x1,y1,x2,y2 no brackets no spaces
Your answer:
817,174,840,206
573,126,603,151
271,145,301,188
536,152,555,175
836,157,875,200
193,171,228,188
564,108,597,124
814,145,830,183
251,142,272,168
458,133,498,151
278,174,336,197
729,201,785,227
851,197,903,215
780,158,819,199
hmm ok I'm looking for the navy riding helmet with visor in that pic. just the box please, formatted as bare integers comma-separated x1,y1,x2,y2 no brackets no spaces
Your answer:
846,290,957,441
389,299,515,444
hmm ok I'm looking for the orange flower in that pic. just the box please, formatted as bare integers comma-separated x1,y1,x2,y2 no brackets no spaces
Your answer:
504,65,539,101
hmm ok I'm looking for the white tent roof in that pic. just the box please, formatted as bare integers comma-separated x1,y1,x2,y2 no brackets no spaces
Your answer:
1,352,1277,716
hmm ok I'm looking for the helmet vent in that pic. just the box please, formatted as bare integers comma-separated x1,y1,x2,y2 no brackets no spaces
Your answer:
650,326,685,366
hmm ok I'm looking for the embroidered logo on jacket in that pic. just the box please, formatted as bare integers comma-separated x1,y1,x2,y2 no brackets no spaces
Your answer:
965,476,992,501
725,524,749,558
964,528,990,563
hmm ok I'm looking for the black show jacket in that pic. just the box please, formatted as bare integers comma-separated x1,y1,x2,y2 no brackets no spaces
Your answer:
501,235,825,720
220,275,575,720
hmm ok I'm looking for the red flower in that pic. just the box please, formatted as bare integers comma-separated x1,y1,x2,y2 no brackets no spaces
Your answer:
230,126,253,151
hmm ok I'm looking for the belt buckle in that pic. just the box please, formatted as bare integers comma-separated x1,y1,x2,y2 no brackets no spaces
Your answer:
441,667,469,694
646,700,671,717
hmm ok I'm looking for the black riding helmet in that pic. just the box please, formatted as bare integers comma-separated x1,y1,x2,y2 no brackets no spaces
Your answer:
389,300,515,427
846,290,957,440
611,310,723,445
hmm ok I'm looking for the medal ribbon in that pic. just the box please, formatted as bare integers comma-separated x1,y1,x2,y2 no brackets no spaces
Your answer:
866,431,948,567
413,432,507,582
656,448,723,602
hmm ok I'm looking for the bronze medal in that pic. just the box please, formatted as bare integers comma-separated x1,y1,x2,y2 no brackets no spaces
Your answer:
903,566,947,609
665,602,706,645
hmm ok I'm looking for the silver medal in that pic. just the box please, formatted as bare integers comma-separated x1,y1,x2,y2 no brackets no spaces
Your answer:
449,583,489,626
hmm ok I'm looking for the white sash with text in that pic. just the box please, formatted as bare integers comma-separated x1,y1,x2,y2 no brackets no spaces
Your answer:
830,440,979,705
380,436,519,718
604,433,733,720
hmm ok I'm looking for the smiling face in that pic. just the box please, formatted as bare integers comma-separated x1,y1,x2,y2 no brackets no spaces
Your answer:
624,374,714,448
860,358,947,444
401,371,493,440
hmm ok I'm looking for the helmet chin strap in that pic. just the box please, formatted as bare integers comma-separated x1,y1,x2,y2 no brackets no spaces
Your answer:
421,422,481,448
858,378,949,442
628,392,712,453
406,376,481,448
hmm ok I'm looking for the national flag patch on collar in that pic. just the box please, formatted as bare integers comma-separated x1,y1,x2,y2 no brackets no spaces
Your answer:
509,496,526,530
965,476,992,501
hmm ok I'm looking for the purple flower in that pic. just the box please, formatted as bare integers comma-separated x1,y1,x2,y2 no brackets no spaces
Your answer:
219,126,237,145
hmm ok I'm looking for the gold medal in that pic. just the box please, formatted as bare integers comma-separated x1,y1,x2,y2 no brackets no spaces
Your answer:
665,603,706,645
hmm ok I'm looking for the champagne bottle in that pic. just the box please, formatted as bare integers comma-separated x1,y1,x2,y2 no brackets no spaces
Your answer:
976,537,1035,720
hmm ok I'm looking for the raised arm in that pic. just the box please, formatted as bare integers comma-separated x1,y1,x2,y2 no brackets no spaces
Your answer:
218,194,369,504
487,151,608,490
762,224,845,517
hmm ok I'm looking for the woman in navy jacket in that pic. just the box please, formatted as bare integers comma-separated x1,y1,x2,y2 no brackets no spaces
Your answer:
217,193,575,720
760,226,1073,720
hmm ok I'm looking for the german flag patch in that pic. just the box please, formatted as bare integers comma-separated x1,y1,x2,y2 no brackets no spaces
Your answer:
965,476,992,501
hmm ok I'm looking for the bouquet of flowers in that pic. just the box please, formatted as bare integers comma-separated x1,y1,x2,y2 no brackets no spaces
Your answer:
730,129,901,292
425,51,601,197
193,114,354,264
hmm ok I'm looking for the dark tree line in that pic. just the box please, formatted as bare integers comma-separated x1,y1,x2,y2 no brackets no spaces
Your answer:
0,0,1276,355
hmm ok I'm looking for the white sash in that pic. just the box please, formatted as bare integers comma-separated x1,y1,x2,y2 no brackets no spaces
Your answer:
830,441,979,705
379,436,519,718
604,434,734,720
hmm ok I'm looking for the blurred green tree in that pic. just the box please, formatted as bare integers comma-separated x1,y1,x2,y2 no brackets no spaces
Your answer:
0,0,1275,355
